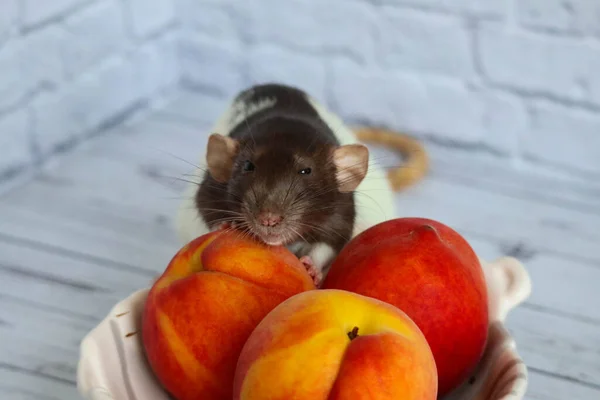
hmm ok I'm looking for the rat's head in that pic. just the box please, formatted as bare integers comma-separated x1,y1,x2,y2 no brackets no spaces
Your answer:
204,128,369,246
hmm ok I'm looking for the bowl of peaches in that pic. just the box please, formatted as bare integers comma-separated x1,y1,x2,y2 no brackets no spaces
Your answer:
76,217,531,400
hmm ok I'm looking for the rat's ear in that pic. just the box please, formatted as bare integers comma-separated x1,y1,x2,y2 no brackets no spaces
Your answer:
332,144,369,192
206,133,239,183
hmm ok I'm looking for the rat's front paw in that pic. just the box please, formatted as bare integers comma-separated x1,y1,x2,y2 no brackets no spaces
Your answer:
299,255,323,287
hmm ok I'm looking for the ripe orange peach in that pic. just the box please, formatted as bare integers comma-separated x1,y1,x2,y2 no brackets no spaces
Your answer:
142,230,316,400
233,289,438,400
322,217,488,396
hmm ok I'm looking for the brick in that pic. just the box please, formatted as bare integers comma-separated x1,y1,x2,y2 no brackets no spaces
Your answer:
23,27,65,85
478,27,600,105
21,0,90,27
381,0,507,17
163,91,231,126
588,58,600,105
62,0,127,77
126,0,176,38
330,59,527,151
474,91,527,155
178,0,246,40
69,57,142,130
0,109,33,174
0,0,17,40
32,57,141,155
248,0,377,61
517,0,600,36
0,26,63,111
525,101,600,174
247,45,327,102
378,9,474,78
0,42,25,110
331,60,481,142
134,31,180,98
30,90,81,155
180,34,243,97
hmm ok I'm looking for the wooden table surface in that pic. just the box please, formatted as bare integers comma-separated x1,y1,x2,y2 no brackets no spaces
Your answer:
1,91,599,400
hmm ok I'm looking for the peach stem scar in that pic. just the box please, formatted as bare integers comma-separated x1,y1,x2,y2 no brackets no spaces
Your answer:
347,326,359,341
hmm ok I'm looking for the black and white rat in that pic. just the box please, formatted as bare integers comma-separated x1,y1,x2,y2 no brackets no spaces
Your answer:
175,83,427,285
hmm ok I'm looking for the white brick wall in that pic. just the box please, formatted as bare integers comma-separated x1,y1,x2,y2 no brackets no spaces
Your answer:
178,0,600,177
62,0,128,77
378,9,474,78
383,0,508,17
0,0,181,185
478,26,599,104
125,0,176,38
21,0,92,28
247,46,328,102
180,35,243,97
3,0,599,188
526,101,600,174
0,1,18,42
248,0,378,62
0,109,32,178
516,0,600,36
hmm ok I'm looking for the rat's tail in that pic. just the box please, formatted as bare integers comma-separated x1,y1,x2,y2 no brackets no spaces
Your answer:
353,127,429,192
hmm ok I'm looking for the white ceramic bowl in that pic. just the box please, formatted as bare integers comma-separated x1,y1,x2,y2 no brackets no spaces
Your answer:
76,256,531,400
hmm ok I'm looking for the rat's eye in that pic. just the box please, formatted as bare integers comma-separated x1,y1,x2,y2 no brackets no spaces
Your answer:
242,160,255,172
298,167,311,175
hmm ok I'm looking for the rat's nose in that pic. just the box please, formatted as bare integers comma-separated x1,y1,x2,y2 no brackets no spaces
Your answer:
258,211,282,227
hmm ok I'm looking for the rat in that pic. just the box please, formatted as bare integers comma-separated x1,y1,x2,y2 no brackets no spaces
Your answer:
175,83,428,286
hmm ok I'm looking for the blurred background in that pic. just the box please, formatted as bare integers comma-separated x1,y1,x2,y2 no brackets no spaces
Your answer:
2,0,600,183
1,1,599,399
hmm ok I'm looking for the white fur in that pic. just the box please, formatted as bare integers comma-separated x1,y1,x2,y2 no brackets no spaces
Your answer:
228,97,276,131
175,91,397,278
306,242,336,271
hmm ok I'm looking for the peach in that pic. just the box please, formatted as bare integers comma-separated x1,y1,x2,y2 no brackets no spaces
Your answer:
322,217,488,397
142,229,316,400
233,289,438,400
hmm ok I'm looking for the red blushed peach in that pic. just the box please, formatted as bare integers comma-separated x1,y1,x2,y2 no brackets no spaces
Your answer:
322,217,489,397
142,229,316,400
233,289,438,400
